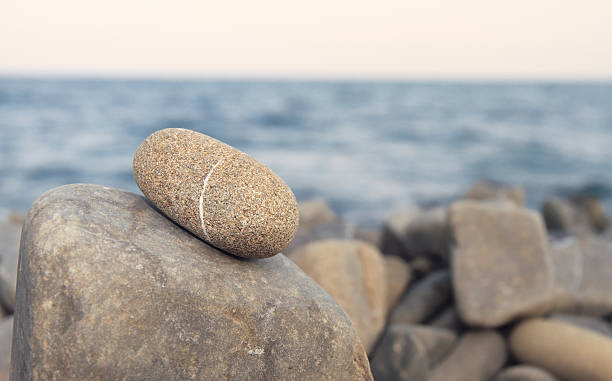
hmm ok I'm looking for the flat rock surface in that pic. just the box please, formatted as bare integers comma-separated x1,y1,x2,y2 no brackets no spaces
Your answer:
510,318,612,381
133,128,299,258
11,184,372,381
450,200,553,326
288,239,386,354
430,330,507,381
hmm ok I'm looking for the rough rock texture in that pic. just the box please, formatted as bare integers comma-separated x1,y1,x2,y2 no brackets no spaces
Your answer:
380,207,451,262
0,217,21,313
407,325,457,366
493,365,560,381
288,240,386,354
370,325,429,381
464,180,525,206
0,317,12,381
389,270,452,325
383,255,412,314
133,128,299,258
450,200,553,326
510,318,612,381
430,330,507,381
549,236,612,315
11,184,372,381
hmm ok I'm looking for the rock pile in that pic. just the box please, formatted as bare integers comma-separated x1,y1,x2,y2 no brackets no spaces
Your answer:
286,182,612,381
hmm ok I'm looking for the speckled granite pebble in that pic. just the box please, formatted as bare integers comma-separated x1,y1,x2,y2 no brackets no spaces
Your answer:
133,128,299,258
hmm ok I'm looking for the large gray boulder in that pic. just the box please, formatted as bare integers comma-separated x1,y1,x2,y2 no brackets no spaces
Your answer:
11,184,372,381
450,200,553,326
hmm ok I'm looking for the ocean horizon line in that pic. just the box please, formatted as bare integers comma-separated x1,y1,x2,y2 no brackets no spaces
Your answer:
1,72,612,85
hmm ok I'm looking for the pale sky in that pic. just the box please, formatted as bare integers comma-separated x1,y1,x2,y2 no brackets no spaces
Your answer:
1,0,611,79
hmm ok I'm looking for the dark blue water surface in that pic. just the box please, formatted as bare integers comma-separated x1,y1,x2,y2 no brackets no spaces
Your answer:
1,78,612,226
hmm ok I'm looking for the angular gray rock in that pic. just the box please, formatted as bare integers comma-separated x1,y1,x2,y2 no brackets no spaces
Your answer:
430,330,507,381
389,270,451,325
11,184,373,381
370,325,429,381
450,200,553,326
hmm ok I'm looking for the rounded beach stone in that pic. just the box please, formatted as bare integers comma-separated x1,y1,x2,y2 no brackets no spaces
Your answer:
510,318,612,381
133,128,299,258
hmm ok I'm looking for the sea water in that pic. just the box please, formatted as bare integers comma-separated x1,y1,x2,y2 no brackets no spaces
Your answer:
1,78,611,226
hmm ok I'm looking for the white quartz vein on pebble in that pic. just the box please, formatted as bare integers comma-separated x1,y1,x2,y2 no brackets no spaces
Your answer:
247,348,264,355
199,159,223,242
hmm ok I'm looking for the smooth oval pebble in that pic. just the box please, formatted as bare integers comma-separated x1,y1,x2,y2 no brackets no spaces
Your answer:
133,128,299,258
510,318,612,381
